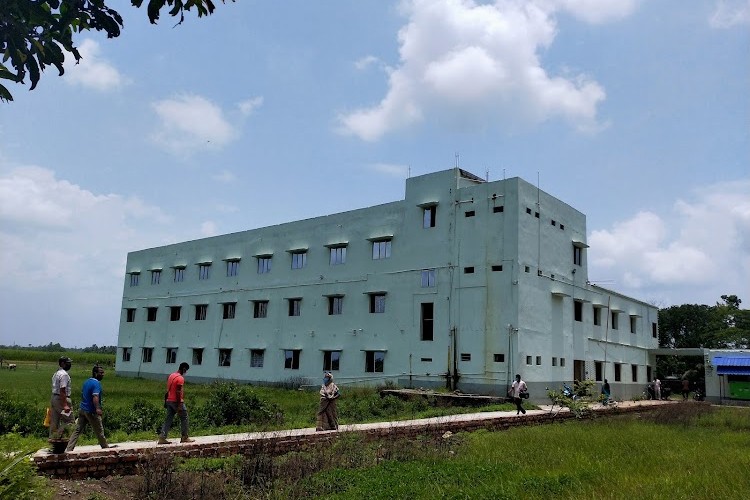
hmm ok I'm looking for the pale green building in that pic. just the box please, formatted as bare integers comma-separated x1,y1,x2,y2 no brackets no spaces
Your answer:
116,168,658,399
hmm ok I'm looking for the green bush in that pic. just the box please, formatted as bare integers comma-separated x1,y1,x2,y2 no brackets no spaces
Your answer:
106,398,163,434
193,382,283,428
0,391,45,437
0,436,50,500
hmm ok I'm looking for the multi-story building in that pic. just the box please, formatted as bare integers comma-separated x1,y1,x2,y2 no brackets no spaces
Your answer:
116,168,658,398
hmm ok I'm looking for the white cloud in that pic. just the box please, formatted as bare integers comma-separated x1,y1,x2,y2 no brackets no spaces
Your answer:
709,0,750,28
238,96,264,116
588,179,750,305
200,221,219,237
151,94,238,157
368,163,410,178
354,55,381,71
337,0,620,141
65,39,128,91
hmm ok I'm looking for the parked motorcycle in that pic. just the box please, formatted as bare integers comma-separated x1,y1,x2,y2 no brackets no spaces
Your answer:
693,388,705,401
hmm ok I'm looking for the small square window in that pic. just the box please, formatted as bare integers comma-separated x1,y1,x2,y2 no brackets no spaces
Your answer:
323,350,340,371
142,347,153,363
125,308,136,322
526,207,532,214
372,239,392,260
121,347,131,362
534,212,539,218
195,304,208,321
173,267,185,282
369,293,386,314
192,348,203,366
328,296,343,315
463,266,475,274
329,246,347,265
226,260,240,277
257,256,272,274
198,263,211,280
253,301,268,319
493,353,505,362
170,306,181,322
421,269,436,287
551,220,556,226
284,349,300,370
560,224,565,230
250,349,264,368
288,298,301,317
365,351,384,373
491,265,503,272
291,251,307,270
536,356,542,365
493,206,504,213
464,210,475,217
526,355,532,365
166,348,177,364
147,307,158,322
524,266,530,273
460,353,471,362
219,349,232,367
223,302,236,319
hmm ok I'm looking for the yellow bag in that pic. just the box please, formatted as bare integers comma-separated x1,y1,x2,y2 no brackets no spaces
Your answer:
43,407,51,427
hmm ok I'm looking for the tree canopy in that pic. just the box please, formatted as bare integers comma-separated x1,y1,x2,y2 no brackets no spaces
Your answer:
1,0,230,102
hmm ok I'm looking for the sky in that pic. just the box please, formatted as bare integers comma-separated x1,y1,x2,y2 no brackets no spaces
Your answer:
0,0,748,348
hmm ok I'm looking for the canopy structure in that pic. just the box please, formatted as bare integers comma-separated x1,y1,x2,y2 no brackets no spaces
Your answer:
713,356,750,376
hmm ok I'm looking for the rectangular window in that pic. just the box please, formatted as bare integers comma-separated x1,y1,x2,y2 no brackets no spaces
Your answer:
526,207,532,214
192,348,203,366
421,269,436,287
223,302,236,319
560,224,565,230
328,296,343,315
198,263,211,280
423,206,436,228
536,356,542,366
291,251,307,269
166,348,177,364
652,322,657,338
630,316,637,334
526,356,532,365
126,308,136,322
219,349,232,367
463,266,475,274
323,351,341,371
151,270,161,285
494,353,505,362
574,301,583,322
147,307,158,322
593,307,601,326
611,312,619,330
573,246,582,266
284,349,300,370
421,302,434,341
552,357,558,366
493,205,504,213
288,298,301,317
250,349,264,368
121,348,131,362
253,300,268,319
460,353,471,362
615,363,622,382
534,211,539,218
465,210,475,217
129,272,140,287
491,265,503,272
142,347,153,363
372,239,392,260
226,259,240,277
170,306,181,322
195,304,208,321
631,364,638,382
173,267,185,282
551,220,556,226
365,351,384,373
560,357,566,367
524,266,530,273
369,293,386,314
257,256,272,274
329,246,347,265
595,361,603,381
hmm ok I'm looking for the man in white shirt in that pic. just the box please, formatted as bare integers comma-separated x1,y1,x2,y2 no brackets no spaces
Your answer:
509,374,528,415
50,356,73,440
654,378,662,400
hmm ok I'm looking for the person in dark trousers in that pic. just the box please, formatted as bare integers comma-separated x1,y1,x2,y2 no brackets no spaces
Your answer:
509,374,528,415
682,378,690,400
158,362,194,444
66,365,116,451
50,356,73,440
601,379,611,403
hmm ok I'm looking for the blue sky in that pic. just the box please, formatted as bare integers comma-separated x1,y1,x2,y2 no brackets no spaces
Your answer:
1,0,748,348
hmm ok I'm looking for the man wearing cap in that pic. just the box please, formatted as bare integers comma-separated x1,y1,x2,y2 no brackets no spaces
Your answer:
50,356,73,440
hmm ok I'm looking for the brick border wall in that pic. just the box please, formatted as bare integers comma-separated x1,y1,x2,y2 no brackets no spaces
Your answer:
33,404,655,479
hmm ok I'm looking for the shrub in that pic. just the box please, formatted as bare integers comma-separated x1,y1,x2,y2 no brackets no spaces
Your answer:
106,398,163,434
0,437,50,500
0,391,45,438
193,382,283,428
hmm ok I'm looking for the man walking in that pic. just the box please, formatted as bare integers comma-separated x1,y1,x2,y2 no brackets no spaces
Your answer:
66,365,116,451
50,356,73,440
158,362,195,444
509,373,528,415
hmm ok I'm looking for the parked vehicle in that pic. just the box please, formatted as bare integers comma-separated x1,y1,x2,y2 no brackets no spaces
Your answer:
693,387,706,401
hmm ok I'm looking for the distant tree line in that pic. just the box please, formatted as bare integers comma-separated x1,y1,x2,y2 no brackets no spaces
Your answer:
0,343,116,354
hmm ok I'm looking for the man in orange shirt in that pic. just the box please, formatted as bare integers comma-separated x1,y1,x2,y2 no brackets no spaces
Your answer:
157,362,195,444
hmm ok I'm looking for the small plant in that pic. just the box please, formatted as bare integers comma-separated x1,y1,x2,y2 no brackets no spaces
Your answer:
0,439,50,500
193,382,284,428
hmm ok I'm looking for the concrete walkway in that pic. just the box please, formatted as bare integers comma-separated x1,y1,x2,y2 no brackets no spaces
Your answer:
33,399,675,479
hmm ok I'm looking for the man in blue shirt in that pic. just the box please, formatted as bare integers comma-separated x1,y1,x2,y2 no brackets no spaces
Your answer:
66,365,116,451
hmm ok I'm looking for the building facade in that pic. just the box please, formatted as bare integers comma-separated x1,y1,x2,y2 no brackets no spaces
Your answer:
116,168,658,399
